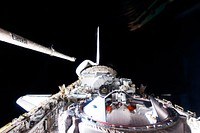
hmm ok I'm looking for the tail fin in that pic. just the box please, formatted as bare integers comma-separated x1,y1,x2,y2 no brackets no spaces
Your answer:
76,26,100,76
96,26,100,65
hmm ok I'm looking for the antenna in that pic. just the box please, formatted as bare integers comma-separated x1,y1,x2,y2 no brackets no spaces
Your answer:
96,26,100,65
0,27,76,62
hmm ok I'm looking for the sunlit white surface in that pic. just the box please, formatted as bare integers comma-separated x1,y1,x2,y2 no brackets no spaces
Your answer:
16,94,51,111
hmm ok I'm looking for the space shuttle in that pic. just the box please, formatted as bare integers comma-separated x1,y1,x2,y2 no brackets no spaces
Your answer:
14,26,102,112
0,26,200,133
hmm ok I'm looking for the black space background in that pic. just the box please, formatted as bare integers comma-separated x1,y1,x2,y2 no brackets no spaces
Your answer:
0,0,200,127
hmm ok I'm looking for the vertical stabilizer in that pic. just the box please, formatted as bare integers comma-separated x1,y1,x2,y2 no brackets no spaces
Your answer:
76,26,100,76
96,26,100,65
